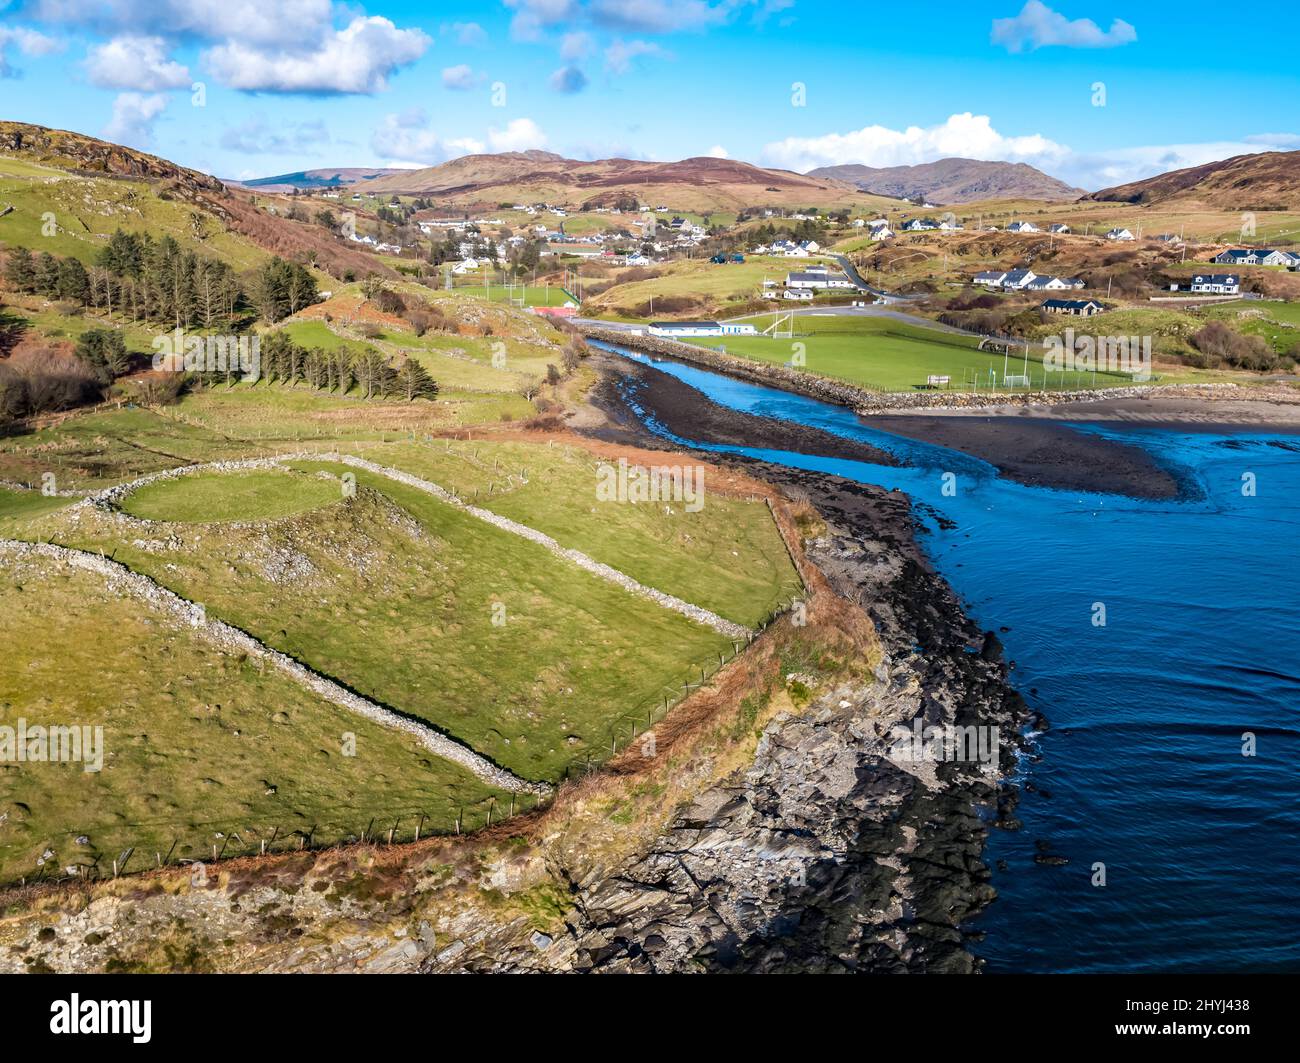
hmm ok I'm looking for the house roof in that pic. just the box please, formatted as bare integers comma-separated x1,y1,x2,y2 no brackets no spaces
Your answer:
1043,299,1102,310
1191,274,1239,284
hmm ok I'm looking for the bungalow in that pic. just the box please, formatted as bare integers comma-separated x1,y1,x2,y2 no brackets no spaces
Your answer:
902,217,939,232
1007,221,1040,234
1190,274,1241,295
1213,248,1291,266
868,220,895,241
1025,275,1077,291
1049,223,1071,234
786,270,854,290
1000,269,1038,290
973,270,1008,287
782,288,814,301
1105,228,1136,241
1043,298,1105,316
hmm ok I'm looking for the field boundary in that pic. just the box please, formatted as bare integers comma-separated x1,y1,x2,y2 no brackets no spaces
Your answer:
0,538,551,796
82,453,753,639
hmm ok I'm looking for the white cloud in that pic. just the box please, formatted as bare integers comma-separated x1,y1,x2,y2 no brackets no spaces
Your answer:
762,111,1297,191
445,21,488,46
604,38,669,73
370,109,484,166
0,25,62,78
204,16,430,94
763,113,1069,173
442,64,481,90
506,0,580,41
560,30,595,60
706,144,728,158
549,65,588,92
589,0,739,32
103,91,168,148
29,0,334,49
86,35,190,91
991,2,1136,53
488,117,548,152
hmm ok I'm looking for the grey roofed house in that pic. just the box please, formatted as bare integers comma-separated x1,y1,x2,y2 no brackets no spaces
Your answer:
974,270,1007,284
1049,223,1071,233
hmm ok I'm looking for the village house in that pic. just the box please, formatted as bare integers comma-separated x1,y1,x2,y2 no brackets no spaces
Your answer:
1212,248,1295,267
1049,223,1071,234
902,217,940,232
1043,298,1105,316
785,268,854,290
1007,221,1039,234
782,288,814,300
1106,227,1136,241
1189,274,1241,295
1025,275,1084,291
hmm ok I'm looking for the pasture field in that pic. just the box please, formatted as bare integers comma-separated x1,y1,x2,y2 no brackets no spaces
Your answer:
0,406,254,490
0,564,503,886
441,282,577,308
39,463,738,784
0,160,266,269
345,438,801,628
122,468,341,523
691,313,1145,391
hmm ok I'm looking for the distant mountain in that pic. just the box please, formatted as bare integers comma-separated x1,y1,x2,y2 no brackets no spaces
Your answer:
226,167,406,193
360,151,874,212
806,158,1084,203
1084,150,1300,210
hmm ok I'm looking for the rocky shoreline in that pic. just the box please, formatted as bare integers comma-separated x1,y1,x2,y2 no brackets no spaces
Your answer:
556,355,1036,971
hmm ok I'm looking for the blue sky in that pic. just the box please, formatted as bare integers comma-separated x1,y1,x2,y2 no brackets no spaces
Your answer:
0,0,1296,189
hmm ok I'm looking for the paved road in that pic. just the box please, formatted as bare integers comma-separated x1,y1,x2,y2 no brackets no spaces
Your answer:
831,253,916,304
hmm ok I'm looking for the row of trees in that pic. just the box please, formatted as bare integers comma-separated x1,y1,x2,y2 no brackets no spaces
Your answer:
222,331,440,401
4,232,317,330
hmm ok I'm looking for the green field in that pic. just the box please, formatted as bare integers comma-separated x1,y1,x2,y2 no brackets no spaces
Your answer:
122,468,342,523
346,439,801,628
441,282,578,308
37,461,742,784
690,313,1143,392
0,564,502,885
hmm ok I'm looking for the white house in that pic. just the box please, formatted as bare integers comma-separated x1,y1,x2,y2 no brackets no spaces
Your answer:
1190,274,1240,295
782,288,814,301
452,258,480,274
902,217,939,232
1000,269,1038,290
1049,223,1071,234
974,270,1008,286
786,270,854,290
868,220,895,241
1106,228,1136,241
1025,275,1075,291
1007,221,1040,234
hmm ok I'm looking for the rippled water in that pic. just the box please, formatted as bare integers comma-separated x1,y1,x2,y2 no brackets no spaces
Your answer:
601,344,1300,973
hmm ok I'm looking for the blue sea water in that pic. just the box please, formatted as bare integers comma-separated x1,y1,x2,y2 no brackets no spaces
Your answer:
601,344,1300,973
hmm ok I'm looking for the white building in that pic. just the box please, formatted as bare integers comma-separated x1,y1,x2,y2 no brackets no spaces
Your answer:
648,320,757,337
1190,274,1241,295
1007,221,1040,234
1106,228,1136,241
